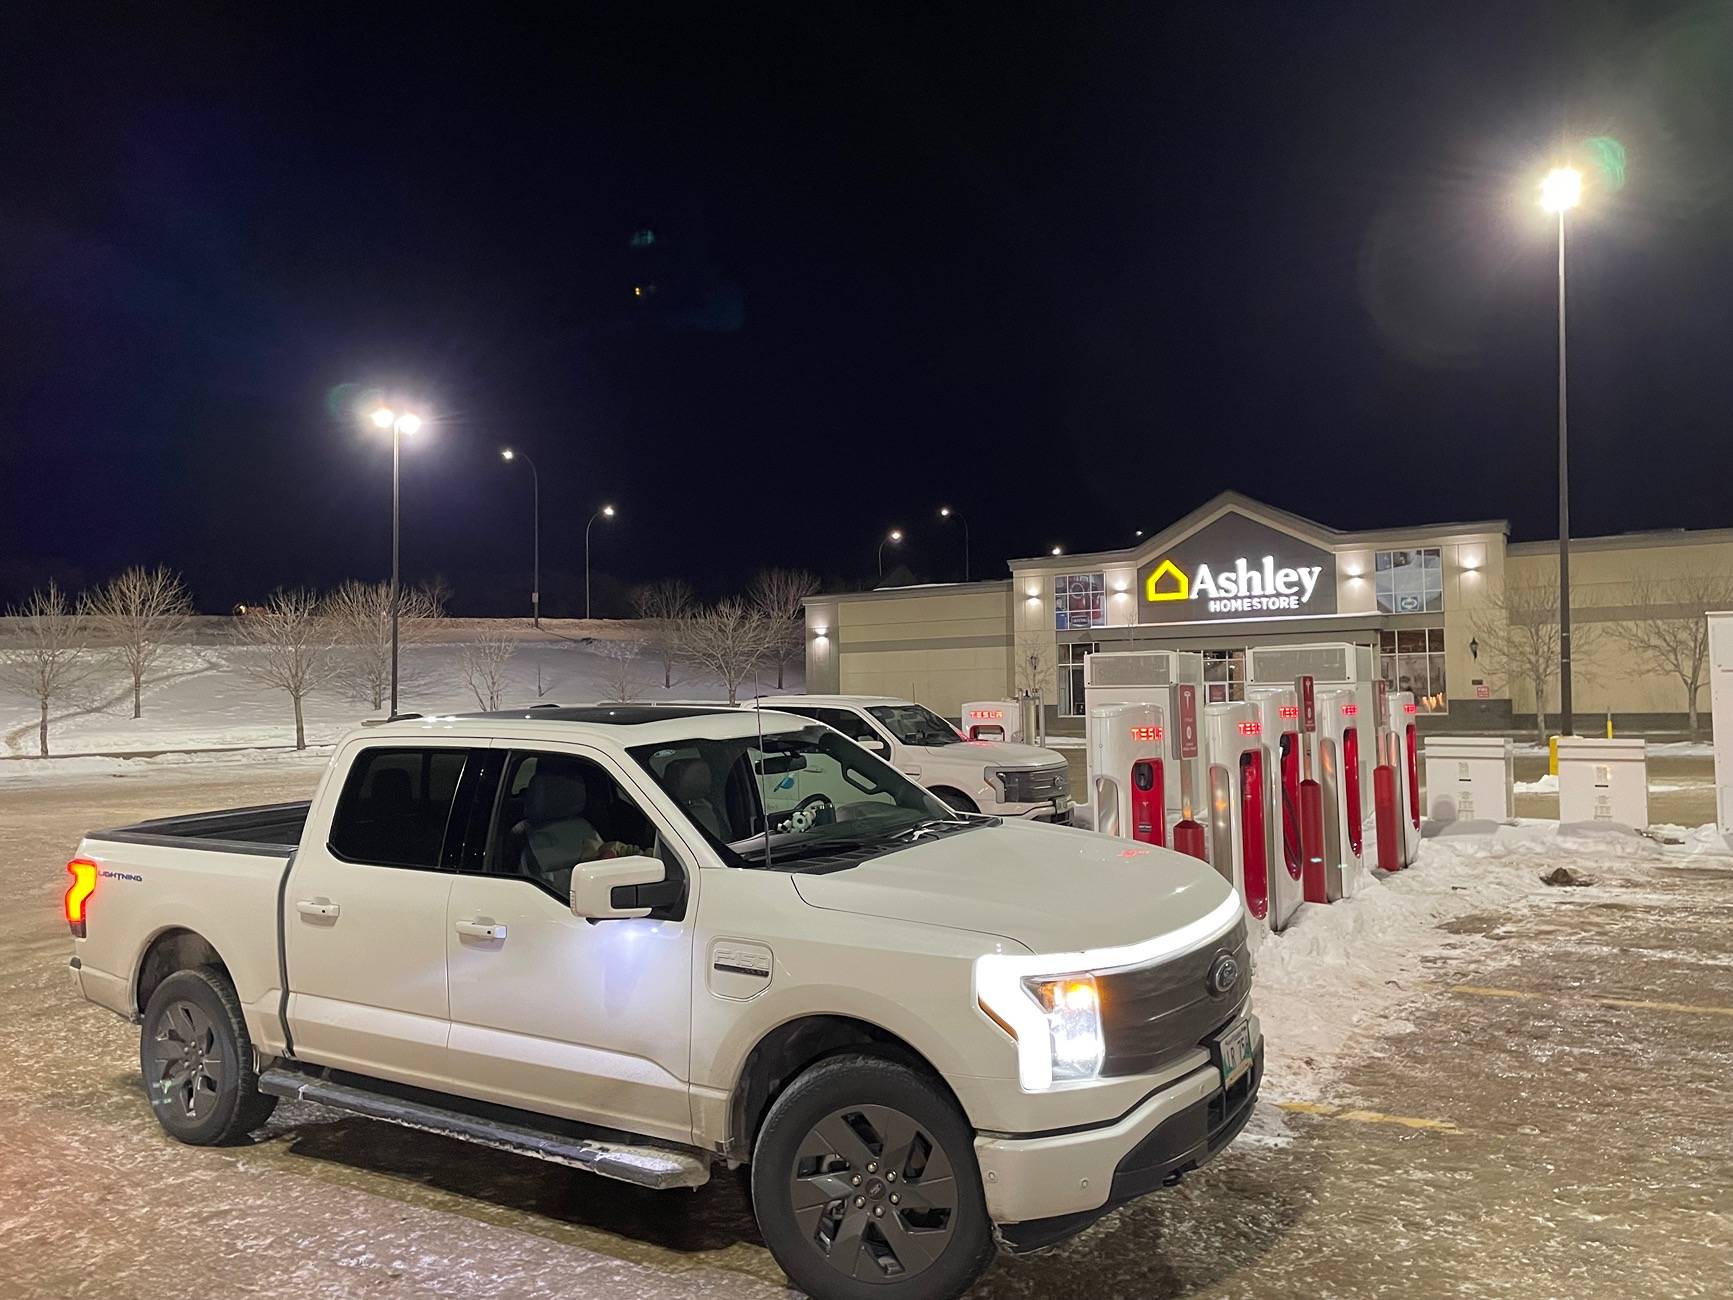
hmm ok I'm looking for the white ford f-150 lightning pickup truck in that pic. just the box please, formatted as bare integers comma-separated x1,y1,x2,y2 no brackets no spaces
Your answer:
66,704,1259,1300
757,694,1076,823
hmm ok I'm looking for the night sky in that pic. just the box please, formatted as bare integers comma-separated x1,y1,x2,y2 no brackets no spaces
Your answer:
3,3,1729,614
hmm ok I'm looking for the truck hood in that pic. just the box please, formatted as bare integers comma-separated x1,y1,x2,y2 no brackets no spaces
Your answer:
921,740,1064,769
791,821,1240,955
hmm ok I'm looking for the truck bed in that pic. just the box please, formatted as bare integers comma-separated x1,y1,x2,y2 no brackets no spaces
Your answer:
86,801,310,857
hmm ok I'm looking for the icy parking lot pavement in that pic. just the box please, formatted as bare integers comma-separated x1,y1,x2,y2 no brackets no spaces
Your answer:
2,761,1730,1298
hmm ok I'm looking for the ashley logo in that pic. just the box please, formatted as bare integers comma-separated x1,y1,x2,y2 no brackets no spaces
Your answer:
1146,554,1323,613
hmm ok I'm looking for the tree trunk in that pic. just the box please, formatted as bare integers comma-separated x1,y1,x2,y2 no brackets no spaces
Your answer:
1687,683,1700,738
293,693,306,750
38,701,49,757
132,674,142,719
776,656,785,689
371,682,383,710
664,661,672,689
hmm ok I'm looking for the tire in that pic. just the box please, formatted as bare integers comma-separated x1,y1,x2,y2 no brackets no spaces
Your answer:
139,966,277,1145
932,789,979,815
751,1053,994,1300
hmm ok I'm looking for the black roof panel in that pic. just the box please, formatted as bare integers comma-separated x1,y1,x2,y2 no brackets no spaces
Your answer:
456,705,736,726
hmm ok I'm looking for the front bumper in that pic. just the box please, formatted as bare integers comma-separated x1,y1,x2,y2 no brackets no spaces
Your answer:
979,1022,1262,1251
989,798,1075,825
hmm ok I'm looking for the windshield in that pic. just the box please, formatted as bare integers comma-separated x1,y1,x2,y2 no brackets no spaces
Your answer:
627,724,971,871
866,703,965,747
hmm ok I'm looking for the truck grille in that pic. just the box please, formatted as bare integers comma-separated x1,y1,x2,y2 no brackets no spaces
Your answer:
1096,919,1251,1077
997,765,1070,802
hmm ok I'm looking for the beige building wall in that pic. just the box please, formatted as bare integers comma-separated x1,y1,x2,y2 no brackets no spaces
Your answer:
1504,533,1733,720
805,584,1012,717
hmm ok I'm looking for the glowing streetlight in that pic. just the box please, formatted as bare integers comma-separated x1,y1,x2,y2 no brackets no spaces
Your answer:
938,506,971,581
1539,167,1582,214
878,529,903,580
1540,164,1585,732
367,405,423,717
1050,546,1063,556
585,504,616,620
501,448,541,627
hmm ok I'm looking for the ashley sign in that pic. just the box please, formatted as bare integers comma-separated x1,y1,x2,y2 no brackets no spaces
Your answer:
1135,512,1338,624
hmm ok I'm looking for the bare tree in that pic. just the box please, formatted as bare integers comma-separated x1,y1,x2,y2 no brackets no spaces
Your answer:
598,638,645,703
0,581,97,756
676,598,777,705
751,567,820,690
87,565,193,719
323,579,446,711
232,588,335,750
1608,568,1733,736
1469,581,1600,743
632,579,695,689
1013,632,1053,699
460,629,517,710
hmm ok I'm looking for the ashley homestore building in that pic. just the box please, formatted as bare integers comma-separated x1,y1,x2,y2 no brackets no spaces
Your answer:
801,492,1733,734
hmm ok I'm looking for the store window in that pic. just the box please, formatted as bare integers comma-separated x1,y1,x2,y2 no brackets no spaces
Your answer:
1059,642,1095,716
1379,628,1449,713
1374,548,1443,614
1203,648,1247,703
1054,573,1107,630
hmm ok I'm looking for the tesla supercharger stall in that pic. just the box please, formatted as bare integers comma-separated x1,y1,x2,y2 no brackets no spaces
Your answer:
1246,684,1303,929
960,700,1022,742
1084,649,1207,851
1201,702,1272,923
1087,703,1167,844
1314,684,1365,898
1381,687,1420,868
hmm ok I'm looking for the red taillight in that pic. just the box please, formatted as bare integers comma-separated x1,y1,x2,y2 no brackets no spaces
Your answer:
66,859,98,937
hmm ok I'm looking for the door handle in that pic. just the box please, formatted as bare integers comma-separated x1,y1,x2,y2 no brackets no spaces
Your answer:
296,898,340,919
902,765,922,777
454,918,507,941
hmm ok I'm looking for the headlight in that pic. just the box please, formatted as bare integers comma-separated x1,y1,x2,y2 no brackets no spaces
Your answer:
977,958,1104,1090
1024,974,1103,1083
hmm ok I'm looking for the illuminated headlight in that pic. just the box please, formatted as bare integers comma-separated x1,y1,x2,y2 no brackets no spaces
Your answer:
977,959,1104,1089
1024,975,1103,1082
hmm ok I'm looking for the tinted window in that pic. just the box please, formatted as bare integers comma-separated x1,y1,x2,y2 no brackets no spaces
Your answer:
867,703,963,746
486,751,665,900
330,748,468,869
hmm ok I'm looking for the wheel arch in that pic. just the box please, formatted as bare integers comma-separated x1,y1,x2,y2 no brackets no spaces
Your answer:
927,785,980,814
133,927,232,1017
727,1013,966,1163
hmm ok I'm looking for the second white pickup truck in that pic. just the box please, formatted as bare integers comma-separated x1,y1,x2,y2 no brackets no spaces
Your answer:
66,704,1258,1300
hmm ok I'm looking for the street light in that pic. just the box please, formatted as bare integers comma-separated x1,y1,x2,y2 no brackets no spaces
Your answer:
1050,545,1063,556
1540,165,1583,734
938,506,971,581
501,448,541,627
368,405,421,717
585,504,616,620
878,529,903,580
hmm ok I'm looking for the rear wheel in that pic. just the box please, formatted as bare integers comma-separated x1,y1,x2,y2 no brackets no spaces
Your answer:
751,1053,993,1300
139,967,276,1145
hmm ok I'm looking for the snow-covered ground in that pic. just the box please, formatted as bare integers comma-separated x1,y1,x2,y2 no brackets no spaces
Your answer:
1248,817,1732,1111
0,637,800,758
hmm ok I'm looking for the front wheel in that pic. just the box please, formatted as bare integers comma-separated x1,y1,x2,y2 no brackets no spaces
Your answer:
140,967,277,1145
751,1053,994,1300
931,788,979,815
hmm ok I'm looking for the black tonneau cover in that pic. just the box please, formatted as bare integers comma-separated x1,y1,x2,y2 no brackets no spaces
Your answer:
86,801,310,858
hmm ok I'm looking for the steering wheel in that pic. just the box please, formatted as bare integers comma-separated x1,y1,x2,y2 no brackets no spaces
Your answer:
784,793,835,833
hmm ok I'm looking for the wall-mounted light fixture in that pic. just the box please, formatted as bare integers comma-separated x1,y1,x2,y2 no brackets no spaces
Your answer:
1469,636,1480,661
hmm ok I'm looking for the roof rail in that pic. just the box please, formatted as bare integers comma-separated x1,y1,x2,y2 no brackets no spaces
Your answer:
362,713,424,726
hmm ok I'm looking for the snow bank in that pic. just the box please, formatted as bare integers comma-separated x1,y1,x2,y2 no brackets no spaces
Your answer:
1514,772,1558,794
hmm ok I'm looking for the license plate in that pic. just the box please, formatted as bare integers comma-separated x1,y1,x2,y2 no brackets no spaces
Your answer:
1216,1019,1253,1087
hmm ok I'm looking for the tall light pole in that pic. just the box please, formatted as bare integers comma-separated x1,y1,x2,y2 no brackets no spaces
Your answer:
585,504,615,620
938,506,970,581
500,448,540,627
369,405,422,717
878,529,903,580
1541,165,1582,735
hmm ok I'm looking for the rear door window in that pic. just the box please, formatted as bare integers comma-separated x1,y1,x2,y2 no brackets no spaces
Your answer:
329,747,469,869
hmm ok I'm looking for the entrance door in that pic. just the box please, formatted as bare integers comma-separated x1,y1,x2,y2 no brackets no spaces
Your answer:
443,744,697,1144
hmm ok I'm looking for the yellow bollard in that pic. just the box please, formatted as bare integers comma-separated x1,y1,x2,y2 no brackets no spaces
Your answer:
1548,735,1559,776
1605,712,1614,739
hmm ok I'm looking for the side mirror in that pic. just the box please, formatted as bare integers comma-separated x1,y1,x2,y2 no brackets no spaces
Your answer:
570,855,667,920
859,736,889,755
